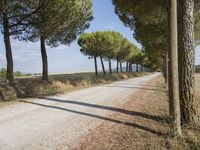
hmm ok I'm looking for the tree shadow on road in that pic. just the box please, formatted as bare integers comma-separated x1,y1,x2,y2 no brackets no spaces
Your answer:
103,85,166,93
38,97,168,123
20,98,169,136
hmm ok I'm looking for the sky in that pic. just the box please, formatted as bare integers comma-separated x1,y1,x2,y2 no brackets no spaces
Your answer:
0,0,200,74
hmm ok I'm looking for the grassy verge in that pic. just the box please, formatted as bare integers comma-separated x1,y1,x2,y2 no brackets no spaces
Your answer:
76,75,200,150
12,72,150,99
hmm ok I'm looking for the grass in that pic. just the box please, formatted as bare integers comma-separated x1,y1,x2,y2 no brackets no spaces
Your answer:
12,72,150,98
76,74,200,150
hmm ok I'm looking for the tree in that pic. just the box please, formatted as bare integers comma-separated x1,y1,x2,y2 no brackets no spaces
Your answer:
112,0,182,135
78,31,123,75
0,0,45,84
116,38,132,72
169,0,181,136
112,0,200,128
19,0,93,81
103,31,122,74
78,32,101,76
178,0,199,125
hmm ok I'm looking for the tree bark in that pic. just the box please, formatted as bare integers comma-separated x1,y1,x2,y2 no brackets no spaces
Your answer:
169,0,182,136
120,62,123,72
100,57,106,75
94,56,98,76
2,0,14,85
136,64,139,72
116,60,119,73
178,0,199,125
163,52,169,84
166,0,174,118
40,35,49,81
109,59,112,74
129,63,132,72
126,62,128,72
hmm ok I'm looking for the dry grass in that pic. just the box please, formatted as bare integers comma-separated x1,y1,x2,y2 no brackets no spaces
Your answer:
13,72,150,98
76,75,200,150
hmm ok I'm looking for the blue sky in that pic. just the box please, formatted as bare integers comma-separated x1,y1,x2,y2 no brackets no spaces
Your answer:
0,0,199,74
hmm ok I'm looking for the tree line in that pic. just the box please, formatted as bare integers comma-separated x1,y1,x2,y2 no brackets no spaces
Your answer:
112,0,200,135
78,31,151,76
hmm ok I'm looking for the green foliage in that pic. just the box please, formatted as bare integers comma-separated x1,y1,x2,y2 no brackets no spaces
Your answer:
78,30,143,63
78,31,123,59
112,0,200,70
16,0,93,46
0,0,46,37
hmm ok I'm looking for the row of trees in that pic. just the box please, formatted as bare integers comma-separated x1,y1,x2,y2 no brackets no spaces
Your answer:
112,0,200,135
0,0,93,84
78,31,151,76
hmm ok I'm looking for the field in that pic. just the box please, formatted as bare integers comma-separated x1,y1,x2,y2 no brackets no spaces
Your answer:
13,72,150,98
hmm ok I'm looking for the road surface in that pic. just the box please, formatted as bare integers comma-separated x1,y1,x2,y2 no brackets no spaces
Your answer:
0,73,160,150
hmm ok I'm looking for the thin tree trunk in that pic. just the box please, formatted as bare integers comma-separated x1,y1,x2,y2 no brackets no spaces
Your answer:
94,56,98,76
165,52,169,85
40,35,49,81
167,0,173,118
126,62,128,72
136,64,139,72
163,52,169,84
129,63,132,72
109,59,112,74
120,62,123,72
169,0,181,136
100,57,106,75
3,0,13,85
116,60,119,73
178,0,199,125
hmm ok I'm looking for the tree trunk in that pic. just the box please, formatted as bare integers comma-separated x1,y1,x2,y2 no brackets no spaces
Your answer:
126,62,128,72
120,62,123,72
178,0,199,125
40,35,49,81
129,63,132,72
94,56,98,76
116,60,119,73
166,0,174,118
163,52,169,84
2,0,13,85
165,52,169,85
169,0,182,136
136,64,139,72
109,59,112,74
100,57,106,75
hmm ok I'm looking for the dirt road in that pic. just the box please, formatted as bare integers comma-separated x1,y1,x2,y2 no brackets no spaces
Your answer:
0,73,160,150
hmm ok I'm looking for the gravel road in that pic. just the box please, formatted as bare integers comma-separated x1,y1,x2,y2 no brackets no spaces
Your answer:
0,73,160,150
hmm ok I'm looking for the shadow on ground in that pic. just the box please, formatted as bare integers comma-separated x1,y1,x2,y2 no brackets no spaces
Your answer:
20,94,168,137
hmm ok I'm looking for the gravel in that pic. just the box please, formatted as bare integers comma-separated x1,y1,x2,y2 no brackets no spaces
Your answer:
0,73,160,150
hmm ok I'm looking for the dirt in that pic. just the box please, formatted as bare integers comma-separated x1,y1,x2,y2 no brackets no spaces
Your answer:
75,75,170,150
0,73,160,150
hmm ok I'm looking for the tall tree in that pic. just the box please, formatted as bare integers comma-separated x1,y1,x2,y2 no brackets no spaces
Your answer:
169,0,182,136
178,0,199,125
0,0,45,84
19,0,93,81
